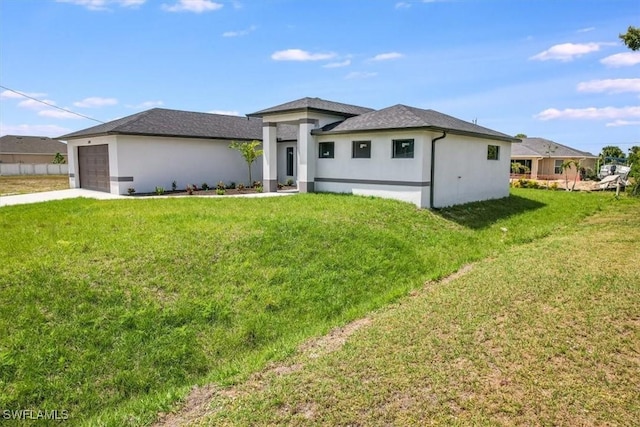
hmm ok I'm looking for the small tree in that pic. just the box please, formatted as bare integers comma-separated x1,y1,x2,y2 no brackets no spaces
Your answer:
52,152,66,164
229,140,263,186
511,161,522,175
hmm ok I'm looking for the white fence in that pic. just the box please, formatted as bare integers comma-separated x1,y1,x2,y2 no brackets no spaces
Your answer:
0,163,69,176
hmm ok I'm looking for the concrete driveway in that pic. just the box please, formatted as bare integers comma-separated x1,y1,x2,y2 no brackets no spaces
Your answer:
0,189,125,207
0,188,296,207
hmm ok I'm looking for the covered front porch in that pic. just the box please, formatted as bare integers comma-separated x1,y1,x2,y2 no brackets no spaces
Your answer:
247,97,375,193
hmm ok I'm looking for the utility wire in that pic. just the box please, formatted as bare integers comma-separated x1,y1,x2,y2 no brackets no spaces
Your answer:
0,84,105,123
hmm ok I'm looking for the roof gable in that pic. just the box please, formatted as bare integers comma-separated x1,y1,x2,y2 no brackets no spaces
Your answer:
60,108,264,141
248,97,374,118
0,135,67,154
512,137,596,158
313,104,516,141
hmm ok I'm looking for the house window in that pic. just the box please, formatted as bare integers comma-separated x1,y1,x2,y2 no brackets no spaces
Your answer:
392,139,414,158
286,147,294,176
319,142,334,159
554,159,563,174
487,145,500,160
352,140,371,158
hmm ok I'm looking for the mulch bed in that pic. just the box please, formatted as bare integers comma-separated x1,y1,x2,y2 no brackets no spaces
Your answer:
130,186,297,197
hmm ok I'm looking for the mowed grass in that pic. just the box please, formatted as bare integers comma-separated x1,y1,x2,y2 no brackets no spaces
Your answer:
199,200,640,426
0,189,635,425
0,175,69,196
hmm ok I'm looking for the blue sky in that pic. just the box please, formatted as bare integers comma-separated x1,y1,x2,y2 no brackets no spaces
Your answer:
1,0,638,156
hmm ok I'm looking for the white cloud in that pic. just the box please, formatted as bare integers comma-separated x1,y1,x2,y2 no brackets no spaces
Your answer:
529,42,604,62
127,100,164,109
18,99,57,111
395,2,411,8
323,59,351,68
73,97,118,108
56,0,145,11
600,51,640,68
162,0,223,13
38,109,84,119
0,123,71,138
577,79,640,94
534,106,640,121
371,52,404,61
577,27,595,33
606,119,640,127
222,25,256,37
1,90,47,100
208,109,241,116
345,71,378,80
271,49,336,61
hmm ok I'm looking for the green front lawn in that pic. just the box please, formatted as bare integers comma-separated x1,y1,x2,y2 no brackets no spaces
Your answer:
0,189,634,425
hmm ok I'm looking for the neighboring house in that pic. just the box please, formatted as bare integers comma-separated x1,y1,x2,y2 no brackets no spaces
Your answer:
511,137,597,181
61,97,518,208
249,97,517,208
0,135,67,163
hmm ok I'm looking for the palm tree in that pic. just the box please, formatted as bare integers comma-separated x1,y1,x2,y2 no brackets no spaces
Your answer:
561,160,581,191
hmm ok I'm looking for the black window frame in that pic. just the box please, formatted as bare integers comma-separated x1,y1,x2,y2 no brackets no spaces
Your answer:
286,146,294,176
319,142,335,159
392,139,414,159
487,145,500,160
352,140,371,159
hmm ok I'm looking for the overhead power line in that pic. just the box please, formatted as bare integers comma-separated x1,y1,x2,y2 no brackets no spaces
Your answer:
0,84,105,123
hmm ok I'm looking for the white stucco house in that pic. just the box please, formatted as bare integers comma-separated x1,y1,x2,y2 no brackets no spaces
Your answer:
61,97,518,208
249,97,517,208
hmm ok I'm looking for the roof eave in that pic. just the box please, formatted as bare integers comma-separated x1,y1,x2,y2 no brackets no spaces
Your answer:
312,125,519,143
60,131,260,141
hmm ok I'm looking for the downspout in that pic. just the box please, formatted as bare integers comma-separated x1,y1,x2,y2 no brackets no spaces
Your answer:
430,131,447,209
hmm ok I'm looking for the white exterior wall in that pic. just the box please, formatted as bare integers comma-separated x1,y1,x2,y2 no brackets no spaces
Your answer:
314,131,431,207
66,135,262,194
432,135,511,208
115,135,262,194
261,111,346,128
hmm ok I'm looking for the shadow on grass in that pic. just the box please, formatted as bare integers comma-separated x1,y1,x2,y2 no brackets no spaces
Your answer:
434,195,546,229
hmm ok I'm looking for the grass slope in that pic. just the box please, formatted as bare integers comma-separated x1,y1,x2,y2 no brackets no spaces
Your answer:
198,200,640,426
0,189,634,425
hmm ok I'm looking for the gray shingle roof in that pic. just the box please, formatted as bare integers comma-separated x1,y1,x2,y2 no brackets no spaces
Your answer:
312,104,517,142
59,108,264,140
248,97,374,118
0,135,67,154
512,137,597,158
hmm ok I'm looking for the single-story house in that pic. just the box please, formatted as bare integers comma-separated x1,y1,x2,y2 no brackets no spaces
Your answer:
511,137,597,181
248,97,517,208
61,97,518,208
0,135,67,163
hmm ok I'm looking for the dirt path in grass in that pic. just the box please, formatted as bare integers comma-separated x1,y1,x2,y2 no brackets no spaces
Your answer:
153,264,475,427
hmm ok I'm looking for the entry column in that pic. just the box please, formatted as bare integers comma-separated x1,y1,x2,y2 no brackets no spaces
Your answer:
297,118,317,193
262,122,278,192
